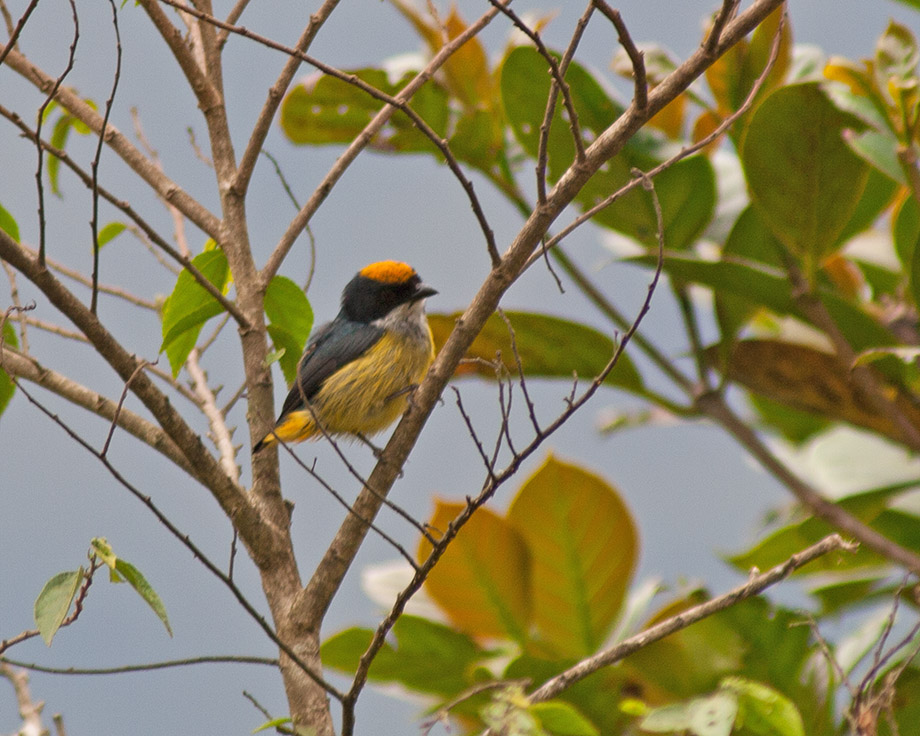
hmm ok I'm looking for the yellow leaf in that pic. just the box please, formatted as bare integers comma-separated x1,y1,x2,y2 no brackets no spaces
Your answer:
420,501,532,640
507,455,638,657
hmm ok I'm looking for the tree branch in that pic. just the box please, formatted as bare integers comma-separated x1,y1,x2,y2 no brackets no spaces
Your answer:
2,48,221,238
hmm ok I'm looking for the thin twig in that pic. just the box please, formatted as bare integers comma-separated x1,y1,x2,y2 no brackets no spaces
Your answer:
535,2,595,204
89,0,122,315
593,1,647,110
276,438,425,567
0,104,247,325
34,0,78,267
490,0,586,176
706,0,741,55
0,655,278,675
0,0,38,66
101,359,150,457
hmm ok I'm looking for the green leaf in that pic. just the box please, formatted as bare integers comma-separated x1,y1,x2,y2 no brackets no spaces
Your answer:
530,701,599,736
0,201,20,242
113,558,173,636
837,167,899,244
844,128,904,184
427,311,645,394
0,320,19,418
160,248,230,375
97,221,127,248
420,502,532,642
280,68,449,154
742,83,871,275
728,481,920,574
627,253,896,351
264,275,313,385
321,615,484,696
252,717,293,734
507,455,638,657
876,21,920,86
723,677,805,736
638,701,693,732
894,194,920,271
34,568,84,645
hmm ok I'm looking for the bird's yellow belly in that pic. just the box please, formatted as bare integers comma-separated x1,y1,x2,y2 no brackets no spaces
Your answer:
280,329,433,441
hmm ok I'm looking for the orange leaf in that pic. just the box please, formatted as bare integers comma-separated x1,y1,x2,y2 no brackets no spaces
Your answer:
420,501,532,641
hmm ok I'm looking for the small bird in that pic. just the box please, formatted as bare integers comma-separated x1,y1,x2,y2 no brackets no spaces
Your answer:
253,260,437,453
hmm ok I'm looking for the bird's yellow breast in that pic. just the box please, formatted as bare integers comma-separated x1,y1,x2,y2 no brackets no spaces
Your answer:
306,326,434,437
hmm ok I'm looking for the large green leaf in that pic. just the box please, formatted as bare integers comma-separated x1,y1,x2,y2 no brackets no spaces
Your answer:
264,275,313,385
280,68,449,153
627,253,895,351
428,311,644,394
728,482,920,575
321,615,485,697
742,83,871,275
507,455,637,657
160,248,231,376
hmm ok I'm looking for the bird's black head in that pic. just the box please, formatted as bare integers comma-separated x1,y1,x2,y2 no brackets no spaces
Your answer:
340,261,437,323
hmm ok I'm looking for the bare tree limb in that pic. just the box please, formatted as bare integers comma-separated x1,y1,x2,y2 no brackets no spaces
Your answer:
0,346,193,474
2,48,222,237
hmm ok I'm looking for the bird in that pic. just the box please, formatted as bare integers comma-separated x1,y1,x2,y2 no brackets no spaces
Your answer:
253,260,437,453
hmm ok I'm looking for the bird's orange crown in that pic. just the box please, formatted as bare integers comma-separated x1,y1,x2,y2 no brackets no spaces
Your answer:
358,260,417,284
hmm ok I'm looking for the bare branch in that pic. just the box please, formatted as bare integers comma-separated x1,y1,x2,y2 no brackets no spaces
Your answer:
2,49,221,237
528,534,857,702
1,654,278,675
260,1,508,282
0,0,38,66
89,0,122,315
0,346,192,474
593,1,647,110
0,104,247,325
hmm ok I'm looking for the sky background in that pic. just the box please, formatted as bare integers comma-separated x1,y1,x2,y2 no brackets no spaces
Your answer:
2,1,918,734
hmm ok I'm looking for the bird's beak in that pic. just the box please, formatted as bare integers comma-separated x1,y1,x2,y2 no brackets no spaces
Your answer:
413,283,437,301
